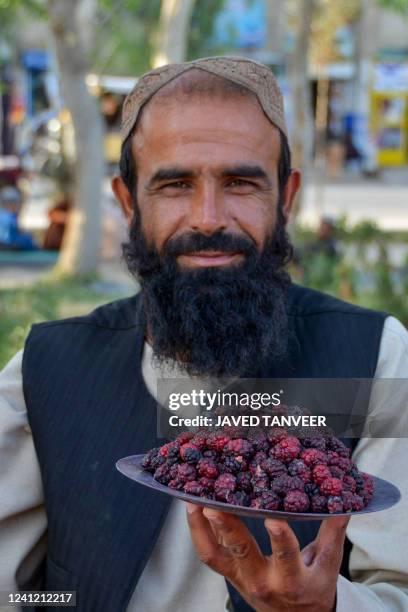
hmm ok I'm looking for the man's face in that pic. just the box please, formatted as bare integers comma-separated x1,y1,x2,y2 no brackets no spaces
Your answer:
112,90,300,378
120,94,297,265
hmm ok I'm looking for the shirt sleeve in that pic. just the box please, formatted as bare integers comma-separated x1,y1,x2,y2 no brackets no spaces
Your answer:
336,316,408,611
0,350,47,598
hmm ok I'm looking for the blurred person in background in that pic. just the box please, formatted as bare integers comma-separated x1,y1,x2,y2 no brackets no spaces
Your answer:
0,186,37,251
42,196,71,250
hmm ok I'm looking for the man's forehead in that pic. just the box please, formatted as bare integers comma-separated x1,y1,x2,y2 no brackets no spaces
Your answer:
132,94,281,169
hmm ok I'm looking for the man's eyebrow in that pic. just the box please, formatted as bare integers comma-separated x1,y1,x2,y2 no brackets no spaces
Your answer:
220,165,272,185
145,167,196,189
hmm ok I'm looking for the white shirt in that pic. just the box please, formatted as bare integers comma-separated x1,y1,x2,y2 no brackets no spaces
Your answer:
0,316,408,611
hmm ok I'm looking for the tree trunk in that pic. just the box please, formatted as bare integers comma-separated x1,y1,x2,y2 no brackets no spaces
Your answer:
47,0,104,276
288,0,316,177
153,0,196,67
352,0,379,164
264,0,285,59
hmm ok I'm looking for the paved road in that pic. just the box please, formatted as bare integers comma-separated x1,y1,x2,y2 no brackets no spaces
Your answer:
300,168,408,230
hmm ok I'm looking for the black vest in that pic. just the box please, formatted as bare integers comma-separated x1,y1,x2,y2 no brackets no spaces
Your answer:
22,284,386,612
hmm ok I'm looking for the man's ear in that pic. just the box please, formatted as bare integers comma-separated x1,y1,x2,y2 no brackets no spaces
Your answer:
111,176,134,224
281,169,301,220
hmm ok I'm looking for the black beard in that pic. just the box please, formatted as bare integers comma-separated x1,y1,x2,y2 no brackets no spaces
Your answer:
122,205,293,378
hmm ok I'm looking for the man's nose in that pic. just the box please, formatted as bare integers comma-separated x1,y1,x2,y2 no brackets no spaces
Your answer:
189,183,228,235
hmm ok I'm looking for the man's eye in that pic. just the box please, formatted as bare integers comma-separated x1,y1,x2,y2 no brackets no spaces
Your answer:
227,179,254,188
162,181,190,189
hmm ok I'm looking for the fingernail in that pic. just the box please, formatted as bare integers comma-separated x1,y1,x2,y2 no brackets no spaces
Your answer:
186,502,198,514
265,520,282,536
203,509,223,524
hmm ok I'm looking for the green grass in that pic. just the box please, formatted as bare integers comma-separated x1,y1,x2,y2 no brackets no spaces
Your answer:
0,277,129,370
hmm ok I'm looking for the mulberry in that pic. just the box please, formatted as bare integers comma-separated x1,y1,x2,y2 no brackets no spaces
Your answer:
184,481,204,496
273,437,301,463
284,490,309,512
214,473,237,501
197,458,219,479
320,478,343,497
327,496,344,513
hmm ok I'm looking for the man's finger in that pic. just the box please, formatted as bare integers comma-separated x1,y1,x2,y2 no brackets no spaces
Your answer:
300,541,317,567
186,503,225,572
265,519,303,576
203,509,266,571
314,516,350,570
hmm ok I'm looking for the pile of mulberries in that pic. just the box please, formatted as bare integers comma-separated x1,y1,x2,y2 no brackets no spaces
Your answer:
141,429,374,514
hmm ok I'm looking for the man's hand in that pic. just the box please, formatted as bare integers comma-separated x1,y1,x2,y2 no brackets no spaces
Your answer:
186,503,350,612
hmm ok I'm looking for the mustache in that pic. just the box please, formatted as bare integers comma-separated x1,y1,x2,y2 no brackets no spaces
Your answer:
162,231,257,259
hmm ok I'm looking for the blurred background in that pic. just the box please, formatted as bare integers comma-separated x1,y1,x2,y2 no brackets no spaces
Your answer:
0,0,407,368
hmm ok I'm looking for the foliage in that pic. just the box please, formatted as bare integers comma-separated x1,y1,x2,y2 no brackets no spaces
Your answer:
0,277,127,370
92,0,161,74
291,223,408,326
378,0,408,13
188,0,227,59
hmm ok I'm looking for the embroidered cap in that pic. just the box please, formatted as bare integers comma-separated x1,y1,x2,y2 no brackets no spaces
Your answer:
121,56,287,143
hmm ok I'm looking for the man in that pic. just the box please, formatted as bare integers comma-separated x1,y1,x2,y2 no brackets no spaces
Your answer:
0,57,407,612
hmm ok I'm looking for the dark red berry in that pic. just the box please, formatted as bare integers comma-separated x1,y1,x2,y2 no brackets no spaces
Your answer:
257,491,280,511
184,481,204,496
312,464,331,485
141,447,160,472
320,478,343,497
362,473,374,493
284,490,309,512
289,459,311,483
180,443,199,461
224,438,254,459
327,496,344,513
252,476,270,495
159,441,180,458
214,473,237,501
151,453,166,470
273,437,301,463
352,494,365,511
191,431,208,450
330,466,345,480
227,491,251,507
311,495,327,512
198,477,216,492
262,458,287,478
267,428,288,446
236,472,252,493
168,478,184,490
176,431,195,445
153,464,171,485
248,431,270,453
206,432,231,452
169,463,179,480
203,450,219,461
305,483,320,497
342,491,354,512
328,438,351,458
301,436,327,451
343,476,357,492
271,475,304,496
177,463,197,483
328,455,351,472
197,458,219,479
300,448,328,467
180,443,202,464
